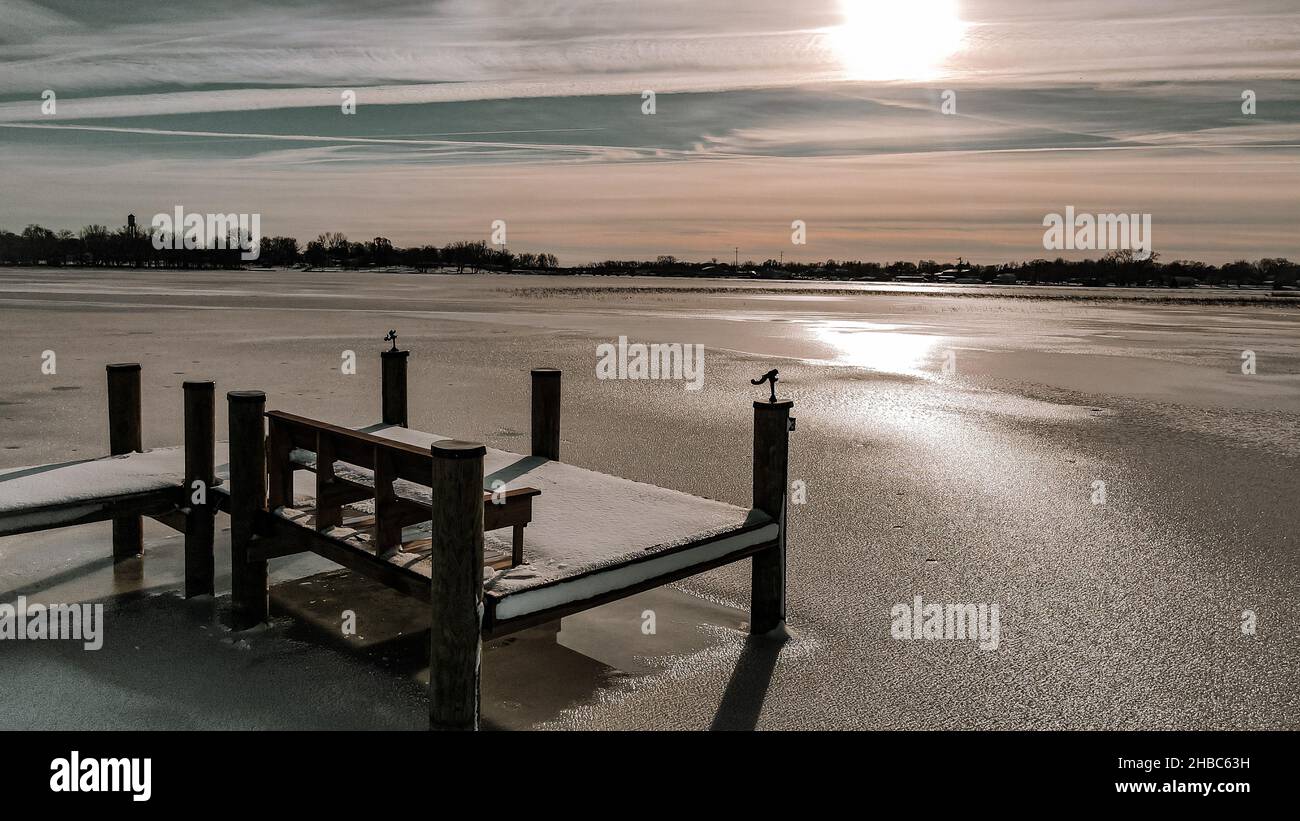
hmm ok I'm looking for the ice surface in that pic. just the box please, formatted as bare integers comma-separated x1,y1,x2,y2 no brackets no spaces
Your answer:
2,268,1297,730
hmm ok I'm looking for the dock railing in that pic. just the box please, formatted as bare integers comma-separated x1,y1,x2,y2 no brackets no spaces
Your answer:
263,410,539,561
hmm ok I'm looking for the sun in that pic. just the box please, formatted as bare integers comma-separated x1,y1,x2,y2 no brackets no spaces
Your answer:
828,0,967,81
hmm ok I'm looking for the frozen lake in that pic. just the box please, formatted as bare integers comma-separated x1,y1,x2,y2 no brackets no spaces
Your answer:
1,267,1297,729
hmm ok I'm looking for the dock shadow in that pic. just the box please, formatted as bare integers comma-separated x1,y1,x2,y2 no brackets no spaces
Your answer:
0,553,119,602
709,632,787,731
271,568,618,729
483,455,548,489
0,457,96,483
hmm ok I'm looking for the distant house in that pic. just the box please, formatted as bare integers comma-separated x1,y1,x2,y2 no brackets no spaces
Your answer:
994,272,1018,284
936,263,981,284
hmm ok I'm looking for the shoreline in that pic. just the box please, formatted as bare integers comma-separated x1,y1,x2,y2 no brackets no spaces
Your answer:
4,265,1298,307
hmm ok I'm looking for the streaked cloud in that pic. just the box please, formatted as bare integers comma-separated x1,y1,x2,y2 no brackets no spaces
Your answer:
0,0,1297,262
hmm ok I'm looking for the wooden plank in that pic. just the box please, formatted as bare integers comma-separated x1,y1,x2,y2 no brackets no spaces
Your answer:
296,441,538,535
484,490,534,531
401,536,432,553
208,484,232,514
511,525,525,567
393,537,512,570
0,487,180,538
264,410,429,482
255,509,431,600
484,534,778,639
314,431,343,529
373,446,402,557
266,415,294,510
150,507,188,532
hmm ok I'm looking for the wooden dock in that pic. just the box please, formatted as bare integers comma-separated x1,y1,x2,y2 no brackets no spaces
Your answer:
0,346,794,730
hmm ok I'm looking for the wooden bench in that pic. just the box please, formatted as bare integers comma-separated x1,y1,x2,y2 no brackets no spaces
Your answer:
265,411,540,568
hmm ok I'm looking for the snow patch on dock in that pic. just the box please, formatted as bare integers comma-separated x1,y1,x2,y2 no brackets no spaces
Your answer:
0,447,228,517
363,425,762,594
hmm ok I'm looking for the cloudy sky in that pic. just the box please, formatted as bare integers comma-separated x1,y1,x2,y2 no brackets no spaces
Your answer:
1,0,1297,263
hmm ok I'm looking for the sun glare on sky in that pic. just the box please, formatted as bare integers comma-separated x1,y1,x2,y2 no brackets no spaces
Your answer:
829,0,967,81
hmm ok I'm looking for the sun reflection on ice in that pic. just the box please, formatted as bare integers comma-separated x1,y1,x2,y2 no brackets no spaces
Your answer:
812,322,942,376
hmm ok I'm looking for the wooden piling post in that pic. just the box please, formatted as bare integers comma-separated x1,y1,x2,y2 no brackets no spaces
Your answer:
106,363,143,561
183,380,215,597
428,439,486,731
530,368,561,460
751,399,793,634
381,348,409,427
228,390,268,630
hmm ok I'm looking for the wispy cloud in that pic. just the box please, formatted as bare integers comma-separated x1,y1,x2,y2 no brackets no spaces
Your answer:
1,0,1297,262
2,0,1296,114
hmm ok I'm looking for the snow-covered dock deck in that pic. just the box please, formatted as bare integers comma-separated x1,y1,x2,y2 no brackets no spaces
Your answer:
242,408,779,636
0,427,774,634
0,447,228,537
319,424,776,633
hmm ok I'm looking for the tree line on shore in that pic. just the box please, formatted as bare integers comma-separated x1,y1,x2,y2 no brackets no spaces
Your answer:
0,223,558,272
2,221,1295,288
583,251,1299,288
